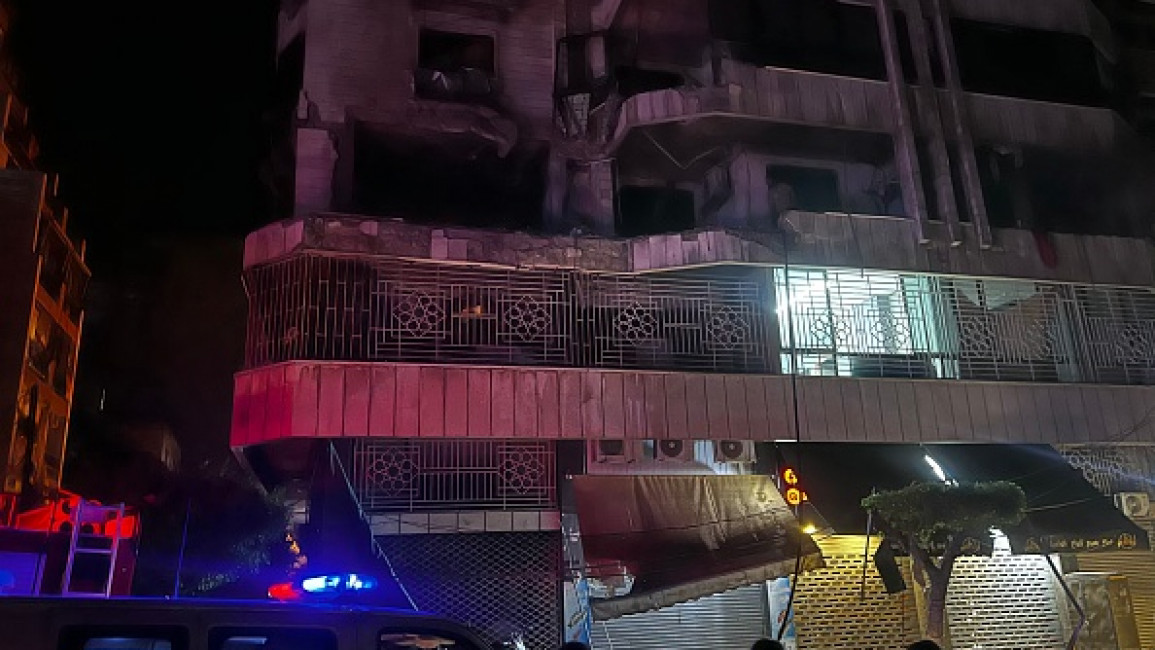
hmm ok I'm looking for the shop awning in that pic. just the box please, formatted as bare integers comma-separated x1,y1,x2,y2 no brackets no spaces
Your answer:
776,443,1149,555
572,474,824,620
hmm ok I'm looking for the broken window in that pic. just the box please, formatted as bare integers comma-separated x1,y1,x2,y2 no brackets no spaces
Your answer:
352,126,544,230
708,0,887,81
616,186,696,237
766,164,841,214
415,29,496,102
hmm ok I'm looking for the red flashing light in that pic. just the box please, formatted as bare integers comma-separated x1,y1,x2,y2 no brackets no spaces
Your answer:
268,582,302,601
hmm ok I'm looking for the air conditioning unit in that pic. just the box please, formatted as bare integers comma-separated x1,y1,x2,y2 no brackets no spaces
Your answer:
714,440,756,464
1114,492,1151,518
588,439,641,464
654,439,694,462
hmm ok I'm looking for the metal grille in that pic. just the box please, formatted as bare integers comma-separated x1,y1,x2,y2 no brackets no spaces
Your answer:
792,550,920,650
1073,285,1155,384
590,585,766,650
1058,445,1142,494
945,555,1066,650
777,268,1155,385
244,254,773,372
351,440,556,512
581,273,771,371
377,532,562,649
245,254,1155,385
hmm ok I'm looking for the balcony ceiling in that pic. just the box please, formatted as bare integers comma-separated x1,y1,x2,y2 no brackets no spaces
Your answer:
616,117,894,180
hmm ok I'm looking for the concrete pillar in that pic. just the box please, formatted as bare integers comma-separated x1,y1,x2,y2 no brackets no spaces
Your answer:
543,148,569,233
294,127,338,216
565,158,617,236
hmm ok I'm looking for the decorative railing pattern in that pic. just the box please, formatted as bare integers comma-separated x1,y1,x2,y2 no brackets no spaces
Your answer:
244,254,1155,385
244,254,775,373
350,439,556,512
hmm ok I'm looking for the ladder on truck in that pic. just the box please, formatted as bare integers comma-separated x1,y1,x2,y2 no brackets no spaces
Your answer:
60,501,126,597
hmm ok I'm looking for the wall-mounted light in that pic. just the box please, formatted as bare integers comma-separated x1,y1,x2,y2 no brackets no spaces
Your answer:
924,454,949,484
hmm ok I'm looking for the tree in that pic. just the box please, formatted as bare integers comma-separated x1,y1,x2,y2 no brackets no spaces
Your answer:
133,457,293,598
862,481,1026,646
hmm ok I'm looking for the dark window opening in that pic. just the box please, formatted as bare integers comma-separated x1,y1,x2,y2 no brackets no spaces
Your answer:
616,186,696,236
556,33,614,94
275,34,306,101
614,66,685,98
914,139,940,221
416,30,496,102
952,19,1109,106
973,146,1143,236
708,0,887,81
352,126,544,230
976,146,1018,228
766,165,841,214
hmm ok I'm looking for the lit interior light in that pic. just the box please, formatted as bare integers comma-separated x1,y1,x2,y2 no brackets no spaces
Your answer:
802,524,818,535
301,575,338,593
989,527,1011,555
300,573,379,595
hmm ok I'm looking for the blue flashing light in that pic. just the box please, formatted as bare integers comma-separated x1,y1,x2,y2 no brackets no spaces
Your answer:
299,573,379,595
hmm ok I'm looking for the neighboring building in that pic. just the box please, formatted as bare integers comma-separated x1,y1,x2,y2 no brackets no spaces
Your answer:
0,0,86,521
0,1,136,598
235,0,1155,646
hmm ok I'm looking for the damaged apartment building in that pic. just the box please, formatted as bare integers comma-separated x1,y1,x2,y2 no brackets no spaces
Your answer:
234,0,1155,648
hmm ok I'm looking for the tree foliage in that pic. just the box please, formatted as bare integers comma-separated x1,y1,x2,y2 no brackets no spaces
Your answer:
861,481,1027,547
861,481,1027,646
133,457,292,598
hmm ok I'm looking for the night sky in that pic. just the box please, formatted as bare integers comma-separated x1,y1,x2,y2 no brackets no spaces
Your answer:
11,0,281,465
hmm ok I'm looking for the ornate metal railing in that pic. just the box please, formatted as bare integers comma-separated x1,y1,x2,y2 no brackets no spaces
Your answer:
244,253,1155,385
244,254,775,373
776,268,1155,384
349,439,556,512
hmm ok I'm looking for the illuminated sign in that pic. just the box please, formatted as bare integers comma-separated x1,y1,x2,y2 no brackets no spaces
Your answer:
781,467,808,505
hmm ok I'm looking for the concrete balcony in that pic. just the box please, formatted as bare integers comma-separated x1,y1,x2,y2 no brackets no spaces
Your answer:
244,213,1155,287
608,63,894,146
604,58,1128,155
946,91,1128,152
230,360,1155,447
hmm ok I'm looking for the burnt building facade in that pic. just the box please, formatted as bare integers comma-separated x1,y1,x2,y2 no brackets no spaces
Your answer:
235,0,1155,647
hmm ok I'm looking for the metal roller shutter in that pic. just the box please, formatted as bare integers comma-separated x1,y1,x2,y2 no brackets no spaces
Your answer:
589,584,766,650
1076,551,1155,650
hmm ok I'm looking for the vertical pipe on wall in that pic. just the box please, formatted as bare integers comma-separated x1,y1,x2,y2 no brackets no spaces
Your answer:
899,0,963,245
874,0,932,244
925,0,994,248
